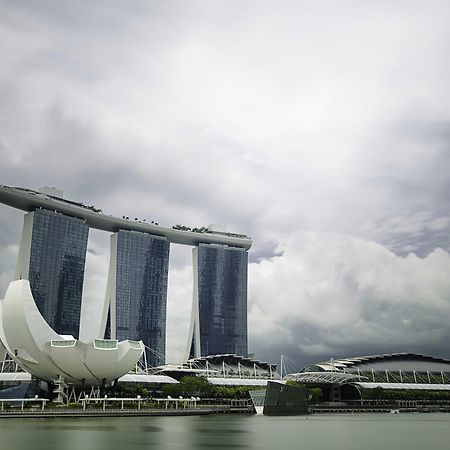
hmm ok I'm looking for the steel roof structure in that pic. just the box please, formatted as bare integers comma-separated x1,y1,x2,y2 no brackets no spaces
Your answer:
284,372,367,384
287,353,450,392
118,374,178,384
186,354,277,372
303,353,450,373
207,377,282,386
0,372,31,382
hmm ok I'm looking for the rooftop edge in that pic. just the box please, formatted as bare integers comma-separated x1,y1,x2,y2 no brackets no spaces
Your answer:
0,185,252,250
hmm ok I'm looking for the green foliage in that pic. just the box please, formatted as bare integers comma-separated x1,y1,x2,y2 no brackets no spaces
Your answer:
213,386,254,399
172,224,209,233
172,224,192,231
307,387,323,403
356,386,385,400
66,402,81,409
161,376,266,399
361,388,450,401
112,383,149,398
162,376,214,398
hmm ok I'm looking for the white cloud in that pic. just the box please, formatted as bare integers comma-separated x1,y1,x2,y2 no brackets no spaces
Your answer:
0,245,18,299
249,232,450,361
79,231,109,341
166,246,195,364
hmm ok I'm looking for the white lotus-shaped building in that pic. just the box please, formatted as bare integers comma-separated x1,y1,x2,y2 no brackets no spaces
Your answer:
0,280,144,386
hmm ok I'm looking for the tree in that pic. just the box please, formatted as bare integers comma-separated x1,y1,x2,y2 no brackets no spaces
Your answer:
162,376,214,398
286,381,323,403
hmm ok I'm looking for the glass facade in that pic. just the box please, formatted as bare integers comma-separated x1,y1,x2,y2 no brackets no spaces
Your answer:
196,244,248,357
115,230,170,367
28,209,89,338
263,381,309,415
249,382,309,415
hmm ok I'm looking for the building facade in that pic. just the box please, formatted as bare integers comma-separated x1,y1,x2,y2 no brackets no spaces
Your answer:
15,209,89,338
186,244,248,359
102,230,170,367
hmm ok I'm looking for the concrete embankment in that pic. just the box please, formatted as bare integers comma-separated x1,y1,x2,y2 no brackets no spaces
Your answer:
0,405,254,419
310,406,450,414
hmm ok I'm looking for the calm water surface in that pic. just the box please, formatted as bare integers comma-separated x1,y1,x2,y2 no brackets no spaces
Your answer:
1,413,449,450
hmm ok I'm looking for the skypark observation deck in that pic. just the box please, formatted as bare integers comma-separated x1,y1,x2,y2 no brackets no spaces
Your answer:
0,185,252,250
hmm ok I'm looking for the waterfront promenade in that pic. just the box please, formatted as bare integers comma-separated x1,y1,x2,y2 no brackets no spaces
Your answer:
2,402,450,418
0,405,242,419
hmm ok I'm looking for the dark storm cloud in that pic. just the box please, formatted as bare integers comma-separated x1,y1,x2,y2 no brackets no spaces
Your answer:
1,0,152,33
356,119,450,256
0,88,262,235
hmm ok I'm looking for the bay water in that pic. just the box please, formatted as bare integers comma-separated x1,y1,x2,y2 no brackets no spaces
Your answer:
1,413,449,450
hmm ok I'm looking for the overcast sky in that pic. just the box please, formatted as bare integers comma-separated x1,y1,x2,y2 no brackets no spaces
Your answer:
1,0,450,369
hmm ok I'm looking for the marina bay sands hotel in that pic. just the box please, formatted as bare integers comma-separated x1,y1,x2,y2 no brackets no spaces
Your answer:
0,185,251,367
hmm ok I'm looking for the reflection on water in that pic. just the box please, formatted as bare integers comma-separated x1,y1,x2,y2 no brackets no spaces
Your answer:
1,414,450,450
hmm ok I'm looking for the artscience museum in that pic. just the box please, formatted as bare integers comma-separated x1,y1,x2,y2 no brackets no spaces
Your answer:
1,280,143,387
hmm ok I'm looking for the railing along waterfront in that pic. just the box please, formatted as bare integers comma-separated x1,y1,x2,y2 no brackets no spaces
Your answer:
0,398,49,411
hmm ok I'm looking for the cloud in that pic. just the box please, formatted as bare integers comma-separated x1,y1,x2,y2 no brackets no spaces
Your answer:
1,1,450,366
166,253,195,363
0,245,18,299
78,230,109,341
249,232,450,365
